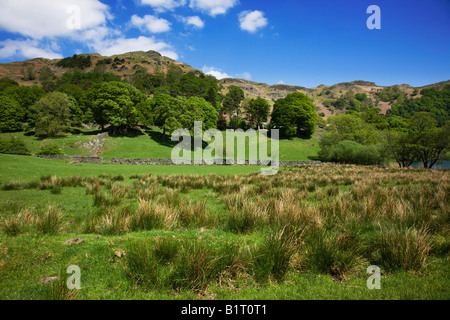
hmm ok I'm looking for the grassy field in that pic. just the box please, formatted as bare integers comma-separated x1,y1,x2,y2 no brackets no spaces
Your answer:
0,128,320,161
0,155,449,300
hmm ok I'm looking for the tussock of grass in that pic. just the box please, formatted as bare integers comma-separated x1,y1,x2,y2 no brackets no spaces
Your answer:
37,205,64,235
377,225,432,272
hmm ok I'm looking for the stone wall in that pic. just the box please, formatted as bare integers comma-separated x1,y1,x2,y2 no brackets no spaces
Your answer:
111,158,321,166
36,155,104,164
35,155,321,166
111,158,174,165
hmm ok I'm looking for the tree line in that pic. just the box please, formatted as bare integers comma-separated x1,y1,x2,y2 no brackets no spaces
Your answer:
0,65,317,139
318,84,450,169
1,62,447,168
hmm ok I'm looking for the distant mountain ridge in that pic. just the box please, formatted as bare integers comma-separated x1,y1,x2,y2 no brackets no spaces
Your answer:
1,51,449,118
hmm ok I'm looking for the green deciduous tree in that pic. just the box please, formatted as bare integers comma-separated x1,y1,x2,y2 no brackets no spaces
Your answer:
0,78,18,92
151,94,218,136
359,108,388,130
387,86,450,126
83,82,147,133
0,95,24,132
387,132,417,168
38,66,54,82
34,92,72,137
386,112,449,168
245,97,270,129
270,92,317,137
412,122,450,168
2,85,45,123
222,85,244,129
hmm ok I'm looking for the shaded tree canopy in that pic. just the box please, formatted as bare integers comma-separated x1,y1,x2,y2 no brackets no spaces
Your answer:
82,81,147,133
245,97,270,129
151,93,218,136
34,92,73,137
222,85,244,129
270,92,316,137
0,95,24,132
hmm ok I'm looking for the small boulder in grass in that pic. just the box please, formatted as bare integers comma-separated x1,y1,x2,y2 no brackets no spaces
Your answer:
40,276,59,284
63,238,85,246
114,248,126,258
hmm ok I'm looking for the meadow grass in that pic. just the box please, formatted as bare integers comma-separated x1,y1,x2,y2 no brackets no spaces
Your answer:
0,156,449,300
1,128,320,161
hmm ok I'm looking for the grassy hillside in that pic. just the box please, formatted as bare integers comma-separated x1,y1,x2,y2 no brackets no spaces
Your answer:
0,128,320,161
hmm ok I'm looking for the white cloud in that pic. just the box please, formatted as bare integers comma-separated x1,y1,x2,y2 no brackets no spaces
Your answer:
131,14,171,33
185,16,205,28
202,66,231,80
238,72,251,80
140,0,186,12
239,10,268,33
176,15,205,29
91,36,178,60
0,39,63,59
189,0,238,17
0,0,111,39
278,80,285,84
0,0,180,62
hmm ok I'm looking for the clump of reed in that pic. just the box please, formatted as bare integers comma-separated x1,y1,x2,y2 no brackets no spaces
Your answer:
224,194,269,233
129,199,167,231
125,241,167,290
36,205,65,235
1,205,65,236
377,225,432,272
303,229,366,281
43,274,79,300
0,209,34,236
251,227,300,283
177,199,210,228
125,238,251,293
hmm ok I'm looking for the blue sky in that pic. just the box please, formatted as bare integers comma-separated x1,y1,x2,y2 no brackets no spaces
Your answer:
0,0,449,87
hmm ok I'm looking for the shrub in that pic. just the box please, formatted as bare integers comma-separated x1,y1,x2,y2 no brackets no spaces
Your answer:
326,140,387,165
56,54,92,69
0,137,30,155
37,143,64,156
